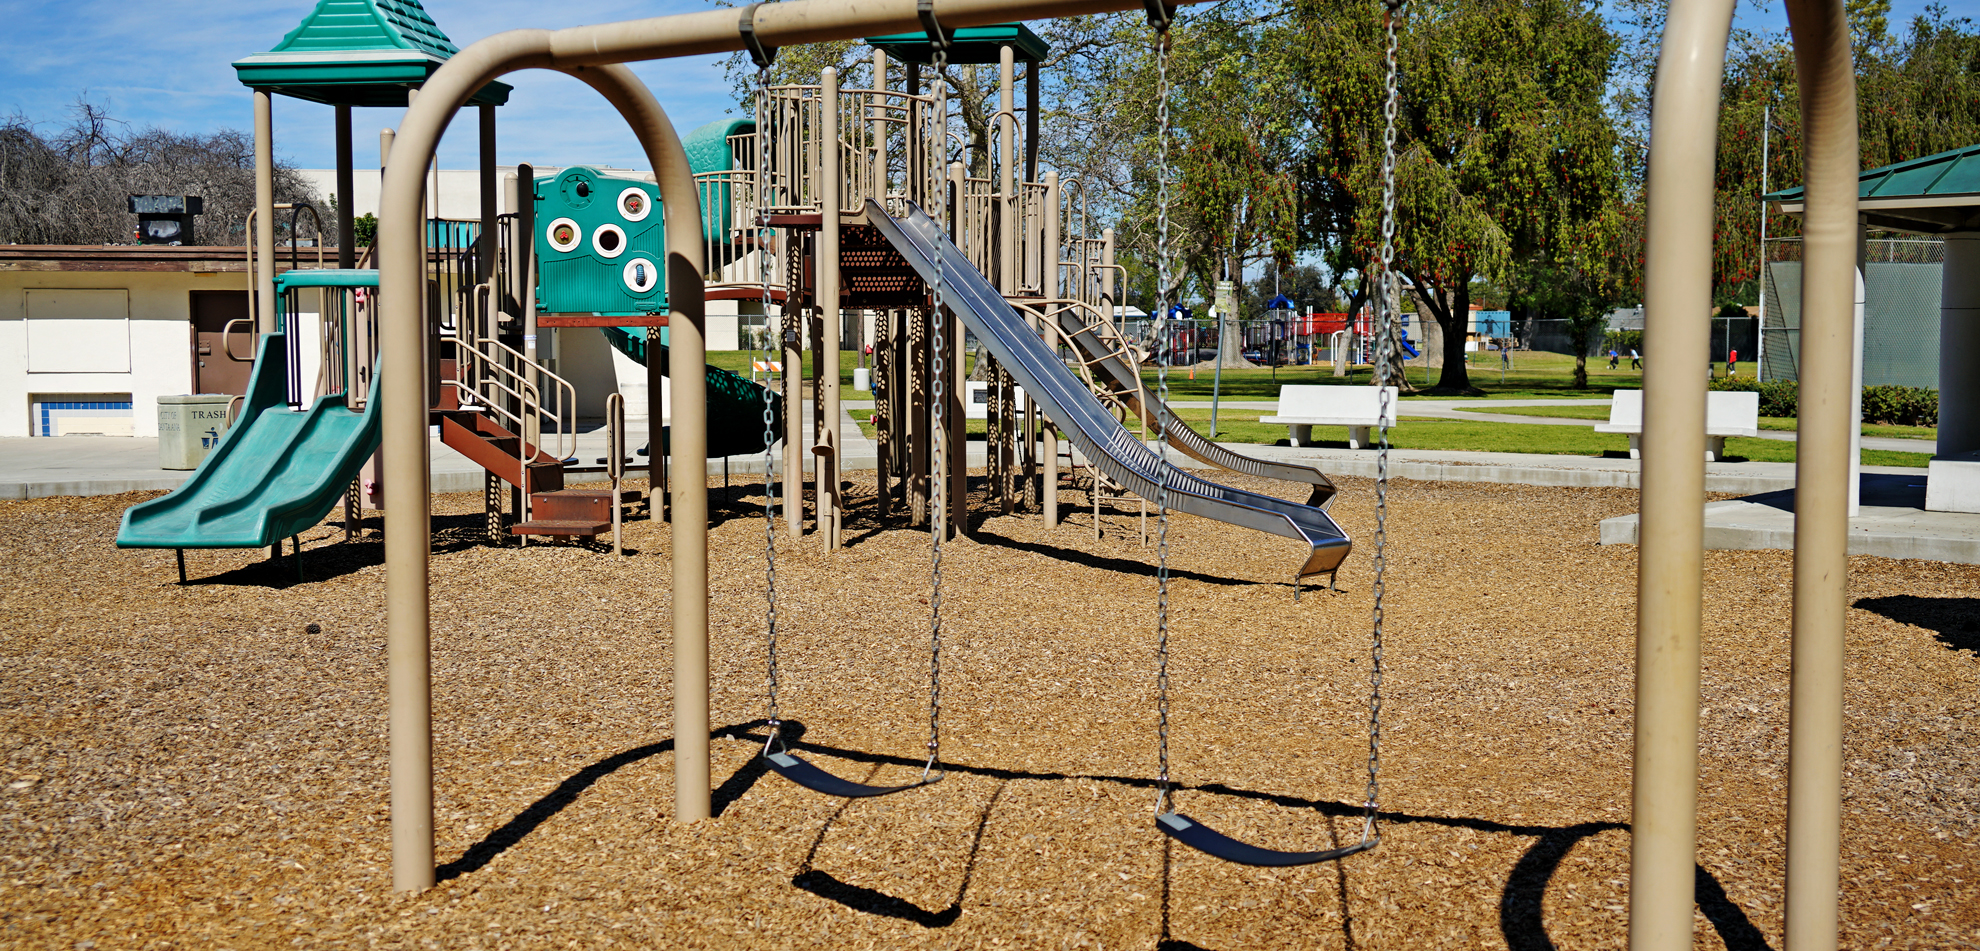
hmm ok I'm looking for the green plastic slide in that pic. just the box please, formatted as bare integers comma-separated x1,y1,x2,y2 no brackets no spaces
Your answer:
601,327,780,459
116,333,382,549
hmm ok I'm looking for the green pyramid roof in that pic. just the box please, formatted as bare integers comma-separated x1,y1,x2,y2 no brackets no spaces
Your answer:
1766,142,1980,234
234,0,510,108
866,23,1050,65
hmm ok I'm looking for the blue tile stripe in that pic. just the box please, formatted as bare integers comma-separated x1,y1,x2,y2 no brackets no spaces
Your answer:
34,400,134,437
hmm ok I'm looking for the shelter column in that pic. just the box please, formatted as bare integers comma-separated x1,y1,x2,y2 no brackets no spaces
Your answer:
1937,234,1980,458
254,90,276,333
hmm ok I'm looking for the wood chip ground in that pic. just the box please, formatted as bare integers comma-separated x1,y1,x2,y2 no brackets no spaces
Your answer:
2,472,1976,949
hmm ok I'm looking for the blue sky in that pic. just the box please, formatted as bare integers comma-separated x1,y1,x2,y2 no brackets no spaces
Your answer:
0,0,745,171
0,0,1958,173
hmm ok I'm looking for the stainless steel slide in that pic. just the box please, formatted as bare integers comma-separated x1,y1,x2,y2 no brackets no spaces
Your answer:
864,200,1352,582
1046,307,1338,508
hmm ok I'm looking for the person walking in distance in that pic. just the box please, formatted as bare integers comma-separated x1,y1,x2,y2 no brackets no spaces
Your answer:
1728,348,1738,377
1607,348,1620,370
1630,348,1641,370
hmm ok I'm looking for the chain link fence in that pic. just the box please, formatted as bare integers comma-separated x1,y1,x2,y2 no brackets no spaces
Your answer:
1762,237,1944,387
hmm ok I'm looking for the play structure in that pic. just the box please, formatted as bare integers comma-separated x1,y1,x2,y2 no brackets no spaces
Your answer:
158,0,1882,947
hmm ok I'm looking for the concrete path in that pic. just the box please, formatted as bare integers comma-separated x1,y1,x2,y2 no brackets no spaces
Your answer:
1600,473,1980,564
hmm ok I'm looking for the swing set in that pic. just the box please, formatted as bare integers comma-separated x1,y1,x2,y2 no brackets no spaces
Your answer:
369,0,1867,944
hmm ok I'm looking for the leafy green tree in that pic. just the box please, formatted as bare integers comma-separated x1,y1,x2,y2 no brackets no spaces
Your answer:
1294,0,1627,393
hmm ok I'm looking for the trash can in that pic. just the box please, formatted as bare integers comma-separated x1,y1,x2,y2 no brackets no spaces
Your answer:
158,394,238,470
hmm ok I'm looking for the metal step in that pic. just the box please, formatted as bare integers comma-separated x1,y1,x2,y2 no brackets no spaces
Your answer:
510,519,609,538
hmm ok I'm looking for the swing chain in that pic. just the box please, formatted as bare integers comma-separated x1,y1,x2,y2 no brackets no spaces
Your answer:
758,58,784,745
1364,0,1404,843
1152,10,1174,814
923,41,950,783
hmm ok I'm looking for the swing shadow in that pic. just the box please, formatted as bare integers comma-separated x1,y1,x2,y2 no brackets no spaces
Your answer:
433,722,1769,949
789,778,1007,928
434,718,802,883
966,526,1258,588
184,514,489,589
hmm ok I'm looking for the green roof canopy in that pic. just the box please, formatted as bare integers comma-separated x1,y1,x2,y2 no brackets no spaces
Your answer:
1767,142,1980,234
233,0,510,108
865,23,1050,65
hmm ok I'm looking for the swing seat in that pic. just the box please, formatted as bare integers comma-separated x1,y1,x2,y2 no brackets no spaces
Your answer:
765,751,940,798
1157,812,1374,867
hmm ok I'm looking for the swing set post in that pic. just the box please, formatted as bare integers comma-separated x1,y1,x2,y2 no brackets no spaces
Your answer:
1634,0,1855,948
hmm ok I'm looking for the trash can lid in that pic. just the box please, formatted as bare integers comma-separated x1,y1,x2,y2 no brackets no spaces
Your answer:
159,394,239,404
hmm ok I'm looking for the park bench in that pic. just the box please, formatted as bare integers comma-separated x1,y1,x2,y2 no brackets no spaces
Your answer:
1260,385,1400,449
1594,389,1760,461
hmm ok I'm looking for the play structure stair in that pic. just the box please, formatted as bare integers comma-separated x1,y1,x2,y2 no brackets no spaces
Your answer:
439,409,636,542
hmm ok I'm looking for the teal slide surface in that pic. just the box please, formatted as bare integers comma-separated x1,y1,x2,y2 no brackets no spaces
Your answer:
601,327,780,459
117,333,382,549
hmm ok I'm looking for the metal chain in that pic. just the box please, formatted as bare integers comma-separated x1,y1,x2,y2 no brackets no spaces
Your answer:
923,42,950,783
1363,0,1405,846
757,60,783,740
1152,15,1174,815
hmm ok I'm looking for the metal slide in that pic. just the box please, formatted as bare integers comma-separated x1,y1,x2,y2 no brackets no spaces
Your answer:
117,333,382,550
864,200,1352,583
1043,306,1339,508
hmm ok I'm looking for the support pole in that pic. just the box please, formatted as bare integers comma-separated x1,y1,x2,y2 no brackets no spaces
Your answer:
1784,0,1858,946
1042,170,1059,525
1631,0,1734,946
254,90,276,334
820,66,843,550
335,105,355,270
478,105,498,284
948,161,969,536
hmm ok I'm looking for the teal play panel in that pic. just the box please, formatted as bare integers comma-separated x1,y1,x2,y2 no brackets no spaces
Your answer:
118,292,382,549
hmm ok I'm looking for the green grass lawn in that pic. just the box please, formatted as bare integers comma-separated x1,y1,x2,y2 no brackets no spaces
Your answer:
1138,350,1651,400
1154,408,1931,467
702,351,980,398
850,405,1931,467
1456,403,1937,440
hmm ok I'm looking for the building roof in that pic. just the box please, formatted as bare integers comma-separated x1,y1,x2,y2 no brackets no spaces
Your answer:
233,0,510,108
865,23,1050,65
1766,142,1980,234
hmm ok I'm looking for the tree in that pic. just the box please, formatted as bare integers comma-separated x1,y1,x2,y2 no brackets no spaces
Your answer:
0,98,317,246
1292,0,1628,393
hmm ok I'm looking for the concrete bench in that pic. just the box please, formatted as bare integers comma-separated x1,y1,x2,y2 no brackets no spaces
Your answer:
1593,389,1760,461
1260,385,1400,449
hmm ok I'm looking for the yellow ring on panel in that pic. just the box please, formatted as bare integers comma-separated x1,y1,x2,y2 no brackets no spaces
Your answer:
618,187,652,222
546,217,582,253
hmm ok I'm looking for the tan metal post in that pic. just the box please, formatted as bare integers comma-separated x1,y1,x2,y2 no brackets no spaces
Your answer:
1042,170,1060,525
336,106,356,270
254,90,276,334
873,49,889,198
1102,227,1116,322
1632,0,1735,946
948,161,969,536
1784,1,1857,946
820,66,843,550
998,44,1016,295
784,270,803,537
478,106,498,284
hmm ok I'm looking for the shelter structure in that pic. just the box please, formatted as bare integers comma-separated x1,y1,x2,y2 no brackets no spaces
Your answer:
1770,143,1980,513
233,0,511,329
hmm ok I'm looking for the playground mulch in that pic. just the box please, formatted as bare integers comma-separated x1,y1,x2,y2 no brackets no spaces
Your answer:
1,473,1976,950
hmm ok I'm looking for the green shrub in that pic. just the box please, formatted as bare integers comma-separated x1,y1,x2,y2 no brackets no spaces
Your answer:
1861,385,1938,426
1603,329,1643,353
1704,378,1936,424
